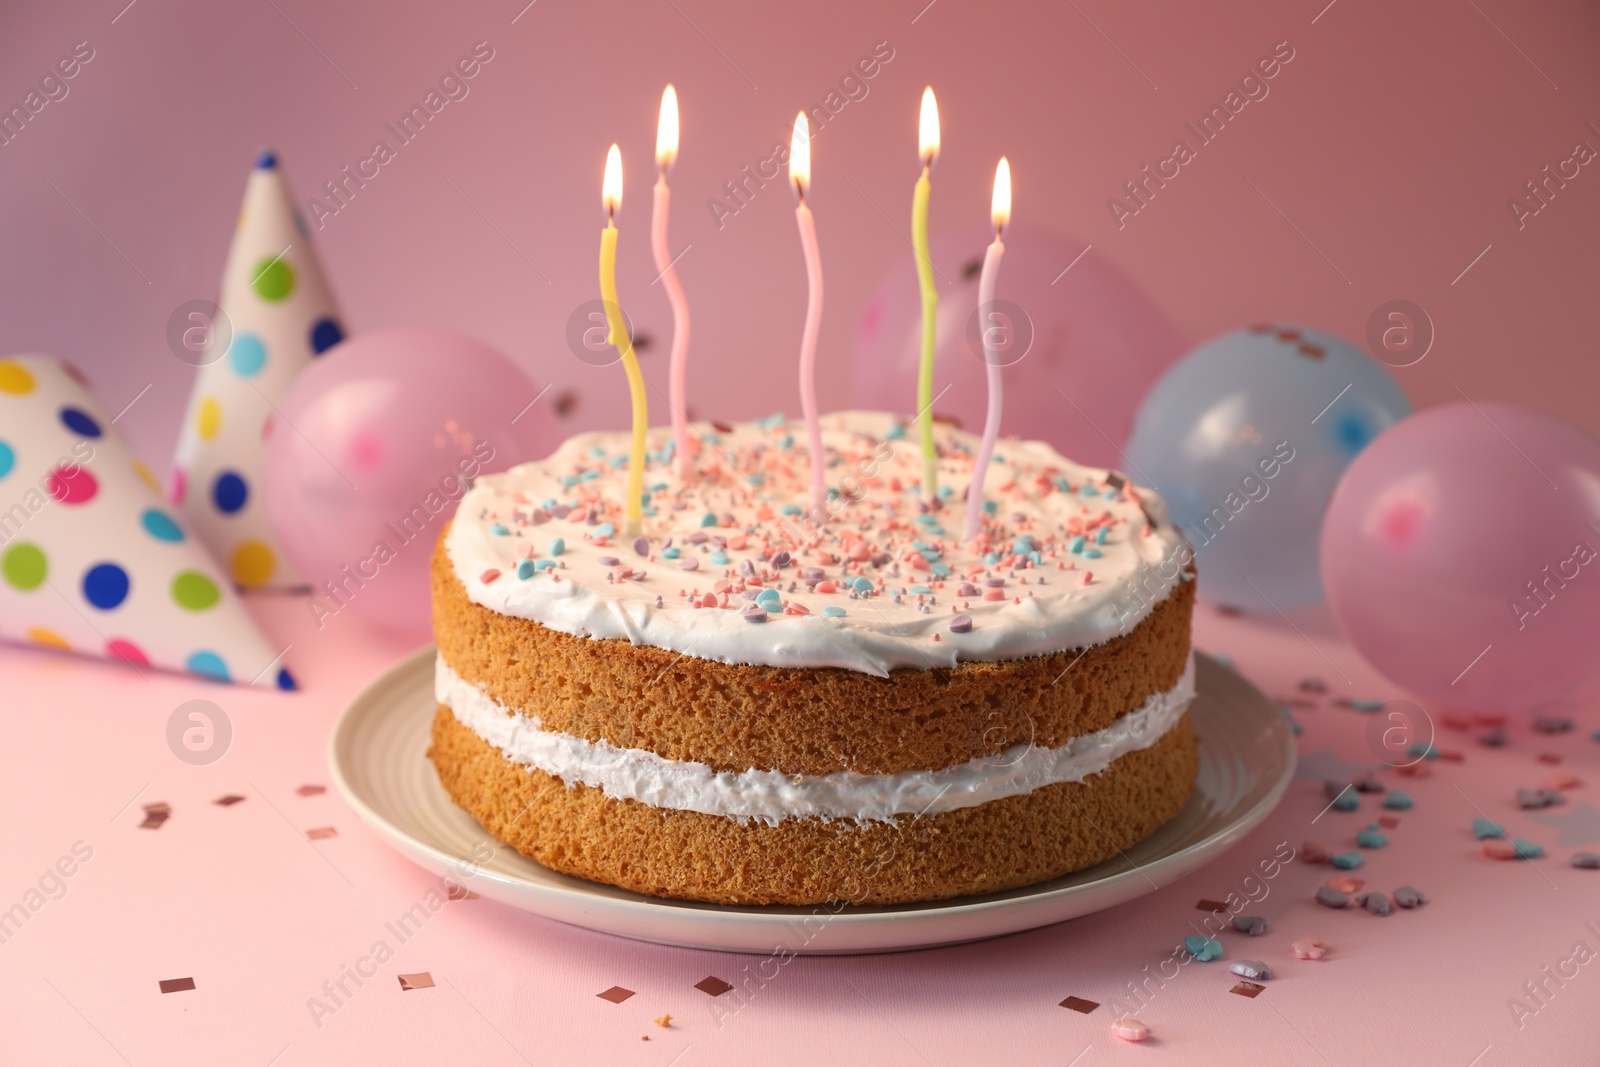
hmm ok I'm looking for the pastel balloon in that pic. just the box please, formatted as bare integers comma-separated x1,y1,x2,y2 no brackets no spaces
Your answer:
1322,403,1600,711
853,224,1185,470
1125,324,1411,610
263,328,557,637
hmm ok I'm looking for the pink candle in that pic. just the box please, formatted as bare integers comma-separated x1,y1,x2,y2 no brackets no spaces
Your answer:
965,157,1011,542
790,112,826,514
651,85,693,480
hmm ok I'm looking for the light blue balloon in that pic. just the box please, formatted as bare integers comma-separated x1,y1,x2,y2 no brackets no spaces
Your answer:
1125,325,1411,610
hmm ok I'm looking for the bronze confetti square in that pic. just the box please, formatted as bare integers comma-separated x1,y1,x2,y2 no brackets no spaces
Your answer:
1195,899,1230,913
397,972,434,991
144,802,171,814
446,884,479,901
213,795,245,806
1438,751,1464,763
139,809,169,830
597,986,636,1004
694,976,733,997
1538,753,1563,765
1230,981,1265,998
1059,996,1099,1014
158,977,195,994
1378,816,1401,829
305,827,338,840
296,784,327,797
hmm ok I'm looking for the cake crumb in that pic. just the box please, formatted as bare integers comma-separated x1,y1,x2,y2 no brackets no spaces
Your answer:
654,1014,673,1028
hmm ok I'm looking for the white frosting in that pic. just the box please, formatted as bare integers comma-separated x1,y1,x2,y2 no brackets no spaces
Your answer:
445,411,1191,676
437,653,1197,825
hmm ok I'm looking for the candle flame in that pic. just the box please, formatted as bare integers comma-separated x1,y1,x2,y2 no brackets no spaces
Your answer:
991,156,1011,233
603,143,622,217
656,85,679,170
919,87,940,166
789,111,810,198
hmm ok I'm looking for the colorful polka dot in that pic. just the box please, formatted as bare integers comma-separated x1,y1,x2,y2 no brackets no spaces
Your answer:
228,334,267,377
168,466,187,505
185,650,230,681
252,256,295,301
83,562,131,609
213,471,248,513
276,667,298,691
0,360,35,394
173,570,221,611
231,540,276,587
310,317,345,355
2,543,47,590
106,638,149,668
133,459,160,493
0,440,13,479
197,396,222,440
59,406,102,438
26,627,70,650
140,508,184,542
46,464,97,505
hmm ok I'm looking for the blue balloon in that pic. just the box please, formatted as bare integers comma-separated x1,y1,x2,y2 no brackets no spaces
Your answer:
1125,324,1411,610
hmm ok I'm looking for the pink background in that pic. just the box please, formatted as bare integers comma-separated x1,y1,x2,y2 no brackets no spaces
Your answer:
5,0,1600,1063
3,0,1599,465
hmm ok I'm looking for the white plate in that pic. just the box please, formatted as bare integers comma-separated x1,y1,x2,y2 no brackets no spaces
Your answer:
329,648,1295,955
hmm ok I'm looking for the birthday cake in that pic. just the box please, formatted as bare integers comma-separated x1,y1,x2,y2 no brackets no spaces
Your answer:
428,411,1197,906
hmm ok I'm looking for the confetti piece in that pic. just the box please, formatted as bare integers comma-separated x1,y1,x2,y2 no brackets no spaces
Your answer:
1571,852,1600,869
1396,761,1432,778
694,977,733,997
1537,753,1564,766
1301,841,1330,864
1478,728,1507,748
1483,839,1519,859
1382,791,1413,810
158,977,195,994
1059,996,1099,1014
1111,1016,1149,1042
1547,772,1582,790
1356,824,1389,849
1438,750,1465,763
296,784,326,797
1472,818,1505,839
1229,959,1271,980
1230,981,1265,998
1517,788,1564,810
1327,876,1364,894
1232,915,1268,936
1533,716,1574,734
597,986,636,1003
1184,935,1222,961
139,812,169,830
654,1014,673,1028
1393,886,1427,908
1290,937,1328,960
213,795,246,806
1315,887,1349,909
305,827,337,840
1358,892,1392,916
1378,815,1402,829
1195,899,1230,913
1329,851,1364,869
398,973,434,991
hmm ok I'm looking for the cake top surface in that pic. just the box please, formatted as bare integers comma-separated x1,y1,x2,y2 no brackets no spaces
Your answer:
445,410,1190,675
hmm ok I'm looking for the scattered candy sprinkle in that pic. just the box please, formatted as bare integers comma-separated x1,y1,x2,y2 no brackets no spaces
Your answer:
1472,818,1505,840
1290,937,1328,960
1382,791,1413,810
1393,886,1427,908
1329,851,1364,870
1315,887,1348,909
1232,915,1268,936
1229,960,1271,981
1184,935,1223,961
1111,1017,1149,1043
1356,823,1389,849
1571,852,1600,869
1358,892,1392,916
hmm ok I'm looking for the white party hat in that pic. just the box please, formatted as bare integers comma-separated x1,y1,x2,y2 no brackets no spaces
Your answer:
170,149,346,591
0,355,296,688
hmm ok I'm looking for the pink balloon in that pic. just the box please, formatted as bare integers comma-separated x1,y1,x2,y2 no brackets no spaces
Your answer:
264,327,558,637
1322,403,1600,712
854,224,1186,469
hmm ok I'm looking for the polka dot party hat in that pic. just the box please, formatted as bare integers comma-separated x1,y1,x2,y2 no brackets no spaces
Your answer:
0,355,295,689
170,149,346,591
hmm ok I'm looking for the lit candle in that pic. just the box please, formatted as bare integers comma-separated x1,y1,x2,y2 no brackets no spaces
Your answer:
651,85,694,481
913,86,941,503
598,143,648,535
964,157,1010,543
790,112,827,514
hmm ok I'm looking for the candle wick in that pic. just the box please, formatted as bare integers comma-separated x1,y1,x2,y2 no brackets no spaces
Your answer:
794,178,806,203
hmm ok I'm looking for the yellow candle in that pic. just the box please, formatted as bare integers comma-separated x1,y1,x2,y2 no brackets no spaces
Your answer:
598,143,647,534
913,87,940,502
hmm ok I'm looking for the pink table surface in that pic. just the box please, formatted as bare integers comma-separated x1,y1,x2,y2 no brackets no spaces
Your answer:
2,597,1596,1065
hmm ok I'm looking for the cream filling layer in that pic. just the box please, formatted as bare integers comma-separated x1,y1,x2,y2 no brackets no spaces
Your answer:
435,653,1196,825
